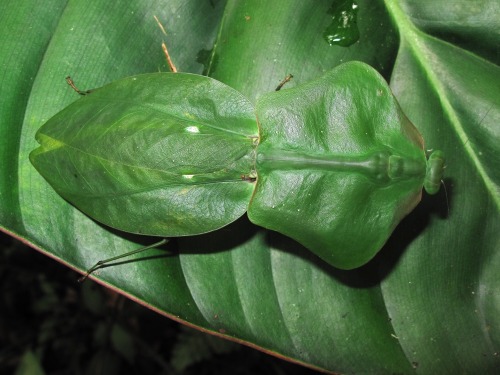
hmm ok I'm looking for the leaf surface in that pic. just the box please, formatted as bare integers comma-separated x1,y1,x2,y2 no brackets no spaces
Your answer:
1,0,499,373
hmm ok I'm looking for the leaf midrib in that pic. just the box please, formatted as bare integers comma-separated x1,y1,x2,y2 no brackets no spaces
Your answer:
385,0,500,211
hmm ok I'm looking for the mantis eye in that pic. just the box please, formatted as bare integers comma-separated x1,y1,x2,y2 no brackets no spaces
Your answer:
424,150,446,195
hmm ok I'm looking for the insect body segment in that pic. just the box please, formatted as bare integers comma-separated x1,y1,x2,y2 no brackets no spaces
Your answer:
424,150,445,195
248,62,443,269
31,73,259,237
257,149,426,184
31,62,444,270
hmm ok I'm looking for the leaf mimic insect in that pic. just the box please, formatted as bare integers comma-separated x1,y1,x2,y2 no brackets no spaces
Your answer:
30,62,445,270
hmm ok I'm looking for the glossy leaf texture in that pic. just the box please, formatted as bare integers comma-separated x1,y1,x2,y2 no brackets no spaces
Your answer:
250,62,428,269
30,73,258,236
2,0,499,374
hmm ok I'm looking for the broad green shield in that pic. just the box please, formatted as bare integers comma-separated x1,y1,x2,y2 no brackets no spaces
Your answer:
248,62,437,269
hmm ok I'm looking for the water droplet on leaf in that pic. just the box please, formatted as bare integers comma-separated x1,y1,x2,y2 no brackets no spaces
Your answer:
323,0,360,47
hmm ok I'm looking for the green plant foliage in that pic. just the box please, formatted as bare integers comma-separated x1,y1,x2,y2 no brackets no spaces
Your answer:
1,233,309,374
1,0,499,373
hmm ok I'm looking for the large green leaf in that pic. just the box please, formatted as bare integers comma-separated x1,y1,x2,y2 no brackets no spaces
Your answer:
1,0,499,373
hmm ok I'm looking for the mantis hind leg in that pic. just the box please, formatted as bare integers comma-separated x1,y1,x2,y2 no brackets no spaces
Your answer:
78,238,169,282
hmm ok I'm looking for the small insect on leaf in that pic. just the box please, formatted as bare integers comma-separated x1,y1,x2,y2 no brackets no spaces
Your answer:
30,62,444,270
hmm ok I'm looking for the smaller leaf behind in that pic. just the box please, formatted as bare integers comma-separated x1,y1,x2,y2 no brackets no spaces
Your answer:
30,73,259,236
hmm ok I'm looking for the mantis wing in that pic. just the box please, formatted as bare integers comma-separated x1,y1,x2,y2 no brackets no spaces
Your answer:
30,73,258,236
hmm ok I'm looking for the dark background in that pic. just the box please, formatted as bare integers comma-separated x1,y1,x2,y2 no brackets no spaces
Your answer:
0,231,320,375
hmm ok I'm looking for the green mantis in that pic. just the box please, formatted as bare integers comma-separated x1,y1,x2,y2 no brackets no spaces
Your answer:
30,61,444,270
